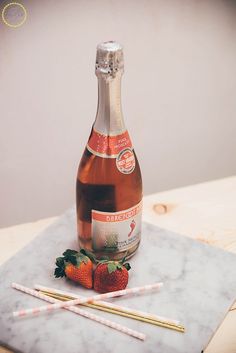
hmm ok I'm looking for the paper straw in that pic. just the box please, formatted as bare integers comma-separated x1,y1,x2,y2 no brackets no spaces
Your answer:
40,290,185,333
35,284,180,327
36,287,185,333
40,291,185,333
12,283,145,341
13,282,163,318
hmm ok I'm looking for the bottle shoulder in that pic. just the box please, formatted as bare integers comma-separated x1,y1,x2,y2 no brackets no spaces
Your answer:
77,148,142,188
77,149,142,212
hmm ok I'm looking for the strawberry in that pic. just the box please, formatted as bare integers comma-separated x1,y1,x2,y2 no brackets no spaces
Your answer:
54,249,93,289
94,258,131,293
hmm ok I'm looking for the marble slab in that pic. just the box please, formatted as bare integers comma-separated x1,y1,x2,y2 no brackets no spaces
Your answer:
0,208,236,353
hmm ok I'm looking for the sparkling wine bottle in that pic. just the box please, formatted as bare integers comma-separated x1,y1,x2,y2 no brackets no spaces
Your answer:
76,41,142,260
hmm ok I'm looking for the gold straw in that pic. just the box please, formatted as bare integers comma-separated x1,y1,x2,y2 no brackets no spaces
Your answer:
39,289,185,333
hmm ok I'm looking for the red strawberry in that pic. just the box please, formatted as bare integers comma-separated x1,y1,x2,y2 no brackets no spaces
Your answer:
94,259,131,293
54,249,93,289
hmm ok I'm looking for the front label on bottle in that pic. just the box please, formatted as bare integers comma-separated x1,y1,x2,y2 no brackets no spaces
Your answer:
87,129,133,158
91,201,142,252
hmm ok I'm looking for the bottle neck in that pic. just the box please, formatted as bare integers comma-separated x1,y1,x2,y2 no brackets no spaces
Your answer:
94,74,125,135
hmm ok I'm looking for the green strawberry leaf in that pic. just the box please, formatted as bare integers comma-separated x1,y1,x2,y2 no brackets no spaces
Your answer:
107,262,117,274
54,256,66,278
65,254,77,265
80,248,98,263
76,254,89,267
63,249,78,257
56,257,65,268
63,250,78,263
121,252,128,264
54,267,65,278
123,263,131,271
62,250,78,265
116,263,123,270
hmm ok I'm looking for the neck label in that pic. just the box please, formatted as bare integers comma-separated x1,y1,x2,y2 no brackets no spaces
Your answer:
87,129,133,158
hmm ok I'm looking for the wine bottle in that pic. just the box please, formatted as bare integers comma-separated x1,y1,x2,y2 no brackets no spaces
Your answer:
76,41,142,260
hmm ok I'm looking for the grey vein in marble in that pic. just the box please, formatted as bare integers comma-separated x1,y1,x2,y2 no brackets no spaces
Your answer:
0,208,236,353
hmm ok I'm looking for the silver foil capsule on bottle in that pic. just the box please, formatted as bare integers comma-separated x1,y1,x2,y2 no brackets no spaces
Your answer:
95,41,124,79
94,41,125,135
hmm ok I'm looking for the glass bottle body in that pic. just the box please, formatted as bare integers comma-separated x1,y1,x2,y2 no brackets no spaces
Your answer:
76,138,142,260
76,41,142,260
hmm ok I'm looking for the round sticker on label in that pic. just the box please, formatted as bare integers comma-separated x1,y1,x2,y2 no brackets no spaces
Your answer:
116,148,136,174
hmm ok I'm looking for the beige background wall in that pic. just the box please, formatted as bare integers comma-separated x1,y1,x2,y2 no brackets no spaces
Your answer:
0,0,236,227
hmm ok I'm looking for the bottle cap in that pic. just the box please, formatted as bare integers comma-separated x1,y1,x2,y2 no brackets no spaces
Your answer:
95,41,124,77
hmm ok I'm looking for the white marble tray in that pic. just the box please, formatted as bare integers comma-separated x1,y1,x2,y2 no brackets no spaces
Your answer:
0,208,236,353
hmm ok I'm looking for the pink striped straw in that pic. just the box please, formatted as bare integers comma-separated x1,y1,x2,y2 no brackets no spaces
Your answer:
13,282,163,318
12,283,145,341
34,283,178,326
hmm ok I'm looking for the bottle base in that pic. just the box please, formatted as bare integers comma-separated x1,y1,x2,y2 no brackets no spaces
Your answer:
78,237,140,261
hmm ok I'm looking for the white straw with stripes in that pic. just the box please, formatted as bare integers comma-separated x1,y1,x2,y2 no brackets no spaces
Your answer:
34,283,178,326
13,282,163,318
12,283,146,341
